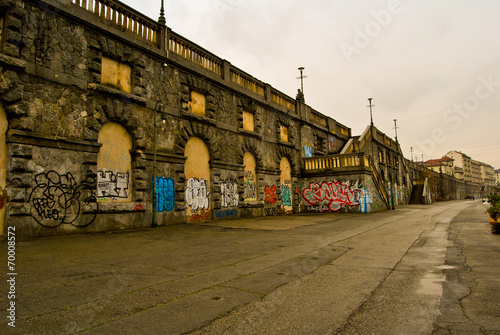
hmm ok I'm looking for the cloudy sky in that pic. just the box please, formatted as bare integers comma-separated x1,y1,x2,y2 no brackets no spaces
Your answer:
122,0,500,169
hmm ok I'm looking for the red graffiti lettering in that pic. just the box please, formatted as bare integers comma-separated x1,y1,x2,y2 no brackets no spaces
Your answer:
134,203,144,211
265,185,277,204
302,182,363,211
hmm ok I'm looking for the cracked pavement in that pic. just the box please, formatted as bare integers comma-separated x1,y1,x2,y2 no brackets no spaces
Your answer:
1,200,499,334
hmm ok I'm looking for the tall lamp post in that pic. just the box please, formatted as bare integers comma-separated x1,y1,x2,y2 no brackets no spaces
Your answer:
367,98,374,126
391,119,398,210
152,100,167,228
297,67,306,95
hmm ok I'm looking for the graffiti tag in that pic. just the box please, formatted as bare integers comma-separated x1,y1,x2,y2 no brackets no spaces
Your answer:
243,170,256,201
304,144,313,158
359,188,373,213
155,177,174,212
265,185,277,204
134,203,144,211
185,178,209,211
29,171,98,227
215,209,238,218
281,184,292,206
221,181,238,208
302,181,363,212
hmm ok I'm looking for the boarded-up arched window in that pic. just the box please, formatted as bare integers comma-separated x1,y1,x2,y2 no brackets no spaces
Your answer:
243,152,257,201
97,123,132,202
280,157,292,212
184,137,210,221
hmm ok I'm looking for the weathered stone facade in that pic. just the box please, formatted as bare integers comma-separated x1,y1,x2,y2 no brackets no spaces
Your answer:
0,0,483,238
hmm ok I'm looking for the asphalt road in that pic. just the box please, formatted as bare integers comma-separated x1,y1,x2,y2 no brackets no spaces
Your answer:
1,200,498,334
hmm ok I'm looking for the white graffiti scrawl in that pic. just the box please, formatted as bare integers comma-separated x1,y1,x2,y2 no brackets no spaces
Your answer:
97,171,130,198
221,182,238,208
185,178,210,211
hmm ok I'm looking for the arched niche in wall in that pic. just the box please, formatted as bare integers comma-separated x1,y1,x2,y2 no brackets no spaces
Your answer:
96,122,133,202
280,156,293,212
184,137,211,221
243,152,257,201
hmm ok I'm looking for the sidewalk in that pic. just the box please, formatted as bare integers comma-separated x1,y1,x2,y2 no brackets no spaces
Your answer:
435,200,500,334
2,202,496,334
0,210,363,334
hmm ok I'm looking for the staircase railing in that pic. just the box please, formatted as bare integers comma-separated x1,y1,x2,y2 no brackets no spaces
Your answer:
369,157,391,209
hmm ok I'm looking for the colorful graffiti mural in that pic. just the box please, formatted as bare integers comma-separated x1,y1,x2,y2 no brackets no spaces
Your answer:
265,185,277,203
185,177,210,211
359,188,373,213
302,181,363,212
243,171,256,201
281,184,292,206
304,144,313,158
97,171,130,199
155,177,175,212
29,171,98,227
221,181,238,208
328,136,336,152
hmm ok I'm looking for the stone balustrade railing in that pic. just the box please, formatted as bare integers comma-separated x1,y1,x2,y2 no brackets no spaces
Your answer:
304,153,370,172
272,89,296,112
71,0,159,44
230,68,265,96
168,32,222,76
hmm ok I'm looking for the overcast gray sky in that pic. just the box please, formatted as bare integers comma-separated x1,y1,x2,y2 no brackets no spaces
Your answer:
122,0,500,169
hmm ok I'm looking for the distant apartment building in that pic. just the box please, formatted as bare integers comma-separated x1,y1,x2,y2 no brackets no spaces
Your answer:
424,156,454,176
471,159,482,184
479,163,495,187
446,151,472,182
495,169,500,186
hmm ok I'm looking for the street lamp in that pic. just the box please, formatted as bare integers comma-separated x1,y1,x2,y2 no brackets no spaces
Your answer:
393,119,398,143
367,98,374,126
297,67,306,95
152,100,167,228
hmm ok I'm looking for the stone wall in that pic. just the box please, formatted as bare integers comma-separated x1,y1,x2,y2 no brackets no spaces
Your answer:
0,0,354,238
0,0,481,238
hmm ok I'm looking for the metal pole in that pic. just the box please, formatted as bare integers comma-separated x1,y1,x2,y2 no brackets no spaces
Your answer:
391,152,396,210
368,98,374,126
298,67,305,94
393,119,398,143
152,100,163,228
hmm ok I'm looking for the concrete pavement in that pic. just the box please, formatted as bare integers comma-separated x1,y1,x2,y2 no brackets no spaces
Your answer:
1,200,499,334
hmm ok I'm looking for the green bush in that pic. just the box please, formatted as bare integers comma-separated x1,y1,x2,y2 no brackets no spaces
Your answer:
487,194,500,221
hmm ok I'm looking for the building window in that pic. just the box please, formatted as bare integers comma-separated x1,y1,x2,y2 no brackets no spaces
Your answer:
280,124,289,142
316,137,325,153
101,56,131,93
242,111,255,132
189,91,206,117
